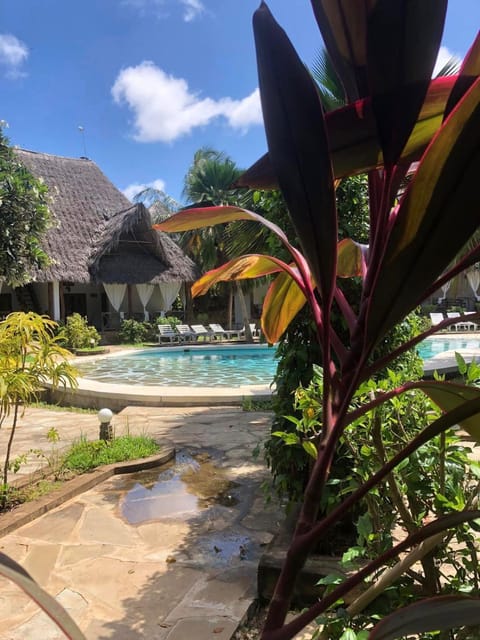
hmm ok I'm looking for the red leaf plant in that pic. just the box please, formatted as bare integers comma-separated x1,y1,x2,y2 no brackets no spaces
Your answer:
156,2,480,638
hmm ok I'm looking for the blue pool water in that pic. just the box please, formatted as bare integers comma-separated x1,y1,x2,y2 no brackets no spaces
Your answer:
417,337,480,360
74,338,480,388
74,345,278,387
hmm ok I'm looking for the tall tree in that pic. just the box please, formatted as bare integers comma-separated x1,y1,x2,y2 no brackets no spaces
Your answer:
0,125,51,286
182,148,254,338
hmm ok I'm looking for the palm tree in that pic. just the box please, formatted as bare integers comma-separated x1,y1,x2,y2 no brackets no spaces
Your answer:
182,148,254,339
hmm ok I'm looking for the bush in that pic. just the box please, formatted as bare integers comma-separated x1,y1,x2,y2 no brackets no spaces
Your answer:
119,318,147,344
156,315,181,328
61,313,100,350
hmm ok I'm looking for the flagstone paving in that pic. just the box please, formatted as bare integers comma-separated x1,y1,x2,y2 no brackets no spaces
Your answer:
0,405,284,639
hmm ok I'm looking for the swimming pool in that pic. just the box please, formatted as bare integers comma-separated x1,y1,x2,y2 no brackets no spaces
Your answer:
74,344,278,388
73,337,480,390
418,336,480,360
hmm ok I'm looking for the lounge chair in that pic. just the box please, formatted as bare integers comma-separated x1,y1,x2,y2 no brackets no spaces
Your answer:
158,324,181,343
208,323,242,340
446,312,474,331
429,312,445,327
176,324,196,341
190,324,213,341
464,312,480,330
239,323,261,340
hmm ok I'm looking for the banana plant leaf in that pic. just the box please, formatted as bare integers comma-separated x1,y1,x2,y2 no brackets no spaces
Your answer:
262,271,308,344
190,254,294,297
337,238,367,277
154,205,289,244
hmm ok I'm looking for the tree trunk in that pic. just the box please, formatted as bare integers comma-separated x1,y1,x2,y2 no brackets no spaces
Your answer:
228,286,233,329
236,282,253,342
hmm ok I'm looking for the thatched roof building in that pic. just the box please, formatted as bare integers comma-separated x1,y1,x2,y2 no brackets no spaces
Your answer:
15,149,198,285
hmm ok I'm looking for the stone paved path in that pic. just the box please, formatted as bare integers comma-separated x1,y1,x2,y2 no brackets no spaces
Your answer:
0,406,284,639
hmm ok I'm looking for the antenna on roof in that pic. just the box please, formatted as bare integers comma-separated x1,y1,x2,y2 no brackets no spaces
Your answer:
78,125,88,158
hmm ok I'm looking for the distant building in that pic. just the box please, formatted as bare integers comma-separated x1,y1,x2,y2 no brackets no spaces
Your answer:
0,149,198,329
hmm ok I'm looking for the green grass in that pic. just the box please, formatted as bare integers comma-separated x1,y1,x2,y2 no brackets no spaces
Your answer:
62,435,160,473
31,401,97,414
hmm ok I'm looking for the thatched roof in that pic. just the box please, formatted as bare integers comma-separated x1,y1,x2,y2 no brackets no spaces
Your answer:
15,149,198,284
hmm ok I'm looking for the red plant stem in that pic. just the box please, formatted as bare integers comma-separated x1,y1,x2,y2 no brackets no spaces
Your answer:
262,510,480,640
360,315,471,380
291,395,480,554
334,285,357,335
262,396,480,639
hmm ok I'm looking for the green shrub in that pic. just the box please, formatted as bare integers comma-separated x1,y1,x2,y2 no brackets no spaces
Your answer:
61,313,100,350
62,435,160,473
119,318,147,343
156,315,180,328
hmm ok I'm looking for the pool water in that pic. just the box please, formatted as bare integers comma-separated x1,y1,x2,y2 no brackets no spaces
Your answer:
75,345,277,387
418,337,480,360
74,338,480,388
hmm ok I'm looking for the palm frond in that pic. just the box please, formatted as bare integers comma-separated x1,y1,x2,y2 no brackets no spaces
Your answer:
311,49,347,111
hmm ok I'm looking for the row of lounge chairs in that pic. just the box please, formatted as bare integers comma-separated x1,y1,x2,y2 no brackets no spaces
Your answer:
429,312,480,331
158,323,260,344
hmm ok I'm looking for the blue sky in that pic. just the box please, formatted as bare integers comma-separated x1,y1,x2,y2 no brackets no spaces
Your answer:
1,1,479,205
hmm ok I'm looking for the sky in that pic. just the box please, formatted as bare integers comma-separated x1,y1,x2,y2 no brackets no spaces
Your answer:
1,1,479,206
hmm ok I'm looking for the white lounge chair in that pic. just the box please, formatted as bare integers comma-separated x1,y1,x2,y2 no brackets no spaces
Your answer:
429,312,445,327
446,312,474,331
208,323,242,340
176,324,196,341
464,312,480,330
158,324,181,343
239,323,261,340
190,324,213,341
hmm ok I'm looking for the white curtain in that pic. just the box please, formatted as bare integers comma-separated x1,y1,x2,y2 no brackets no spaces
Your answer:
437,280,451,304
136,283,155,321
467,269,480,301
158,281,181,312
103,283,126,313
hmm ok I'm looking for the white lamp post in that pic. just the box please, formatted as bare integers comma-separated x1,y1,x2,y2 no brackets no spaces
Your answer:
97,407,113,441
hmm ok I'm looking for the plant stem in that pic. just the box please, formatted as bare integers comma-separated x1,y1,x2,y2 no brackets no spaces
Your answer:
2,400,20,508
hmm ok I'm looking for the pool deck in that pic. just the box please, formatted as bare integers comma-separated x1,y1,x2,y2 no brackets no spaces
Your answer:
0,405,285,640
422,332,480,378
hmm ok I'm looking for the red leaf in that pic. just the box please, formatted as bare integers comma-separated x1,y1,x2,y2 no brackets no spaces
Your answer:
367,0,447,167
309,0,375,100
369,596,480,640
236,77,456,188
365,77,480,348
445,31,480,118
253,3,337,308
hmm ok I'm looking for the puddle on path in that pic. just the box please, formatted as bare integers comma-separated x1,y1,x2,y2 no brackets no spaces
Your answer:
120,451,239,524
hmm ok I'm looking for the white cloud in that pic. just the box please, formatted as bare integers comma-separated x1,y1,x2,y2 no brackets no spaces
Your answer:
122,0,205,21
112,61,263,143
0,34,28,78
122,178,166,201
225,88,262,130
180,0,204,22
433,45,462,76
